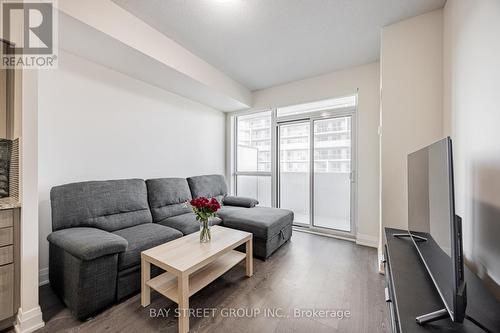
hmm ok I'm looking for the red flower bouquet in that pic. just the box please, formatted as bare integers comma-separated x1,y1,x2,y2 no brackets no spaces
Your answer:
189,197,221,242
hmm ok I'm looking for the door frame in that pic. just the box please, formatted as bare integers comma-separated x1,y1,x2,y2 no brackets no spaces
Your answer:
275,104,358,239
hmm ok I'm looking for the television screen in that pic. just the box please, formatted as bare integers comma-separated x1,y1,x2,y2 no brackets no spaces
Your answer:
407,137,465,322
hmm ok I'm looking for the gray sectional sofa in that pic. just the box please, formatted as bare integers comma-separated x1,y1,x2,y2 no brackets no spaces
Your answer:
47,174,293,319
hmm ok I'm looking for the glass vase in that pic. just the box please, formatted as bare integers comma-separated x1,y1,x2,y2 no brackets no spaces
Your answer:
199,218,211,243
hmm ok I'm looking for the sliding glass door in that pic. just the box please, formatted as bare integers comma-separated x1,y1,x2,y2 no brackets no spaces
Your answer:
278,121,310,225
234,95,357,236
278,114,354,234
313,116,352,232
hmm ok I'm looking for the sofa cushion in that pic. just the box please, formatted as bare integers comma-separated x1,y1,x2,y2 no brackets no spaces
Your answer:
50,179,152,232
218,206,293,239
113,223,182,270
157,212,222,235
187,175,227,202
146,178,192,221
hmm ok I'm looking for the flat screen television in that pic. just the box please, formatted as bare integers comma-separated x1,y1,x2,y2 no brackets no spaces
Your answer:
407,137,467,324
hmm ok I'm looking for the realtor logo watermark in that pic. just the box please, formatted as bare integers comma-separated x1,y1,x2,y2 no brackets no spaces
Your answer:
1,0,58,68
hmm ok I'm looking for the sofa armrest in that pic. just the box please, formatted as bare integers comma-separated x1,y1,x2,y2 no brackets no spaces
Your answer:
47,227,128,261
223,195,259,208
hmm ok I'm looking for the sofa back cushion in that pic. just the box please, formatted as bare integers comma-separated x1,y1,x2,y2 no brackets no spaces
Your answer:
187,174,227,202
146,178,192,222
50,179,152,232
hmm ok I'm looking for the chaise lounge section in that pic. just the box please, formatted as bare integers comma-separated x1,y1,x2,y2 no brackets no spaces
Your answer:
47,175,293,319
187,175,293,259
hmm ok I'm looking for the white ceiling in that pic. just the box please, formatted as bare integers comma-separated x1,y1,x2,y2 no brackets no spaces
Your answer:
112,0,445,91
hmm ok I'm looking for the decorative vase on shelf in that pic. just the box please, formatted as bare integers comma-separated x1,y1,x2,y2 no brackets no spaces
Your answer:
199,218,211,243
188,196,220,243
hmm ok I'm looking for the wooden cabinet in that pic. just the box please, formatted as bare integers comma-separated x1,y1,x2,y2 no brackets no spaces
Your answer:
0,227,13,247
0,245,13,265
0,264,14,320
0,41,21,330
0,208,18,327
0,210,13,228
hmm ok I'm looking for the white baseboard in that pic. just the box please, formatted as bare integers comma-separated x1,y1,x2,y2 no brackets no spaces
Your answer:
356,233,378,248
14,307,44,333
39,268,49,286
378,246,385,274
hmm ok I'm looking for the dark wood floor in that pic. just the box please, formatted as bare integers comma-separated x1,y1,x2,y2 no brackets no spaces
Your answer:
29,231,389,333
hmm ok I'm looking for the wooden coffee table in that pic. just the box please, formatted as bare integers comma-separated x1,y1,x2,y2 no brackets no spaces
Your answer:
141,225,253,333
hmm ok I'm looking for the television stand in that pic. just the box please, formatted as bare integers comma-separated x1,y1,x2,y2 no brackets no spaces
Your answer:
393,233,428,242
416,308,449,324
384,227,500,332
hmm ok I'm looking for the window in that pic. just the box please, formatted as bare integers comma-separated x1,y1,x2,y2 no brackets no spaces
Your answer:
235,111,272,205
276,95,356,118
314,148,350,160
315,117,350,132
236,111,271,172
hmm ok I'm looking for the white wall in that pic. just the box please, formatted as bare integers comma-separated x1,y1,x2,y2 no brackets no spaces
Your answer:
253,62,380,246
38,51,226,281
380,10,443,231
443,0,500,297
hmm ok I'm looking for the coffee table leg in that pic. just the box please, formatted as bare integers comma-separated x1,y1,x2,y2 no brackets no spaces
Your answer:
246,237,253,277
178,273,189,333
141,258,151,307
